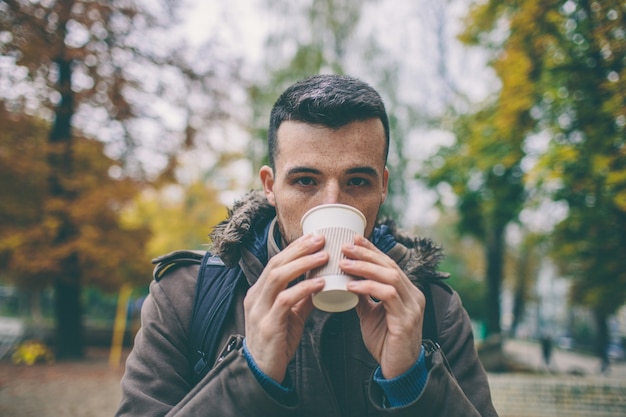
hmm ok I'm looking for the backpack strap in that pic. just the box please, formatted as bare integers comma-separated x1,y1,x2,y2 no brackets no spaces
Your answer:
421,282,437,343
151,250,245,383
188,252,244,383
152,250,206,282
421,280,453,345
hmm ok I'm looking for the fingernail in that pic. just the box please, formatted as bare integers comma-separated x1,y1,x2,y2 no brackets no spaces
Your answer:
312,235,323,243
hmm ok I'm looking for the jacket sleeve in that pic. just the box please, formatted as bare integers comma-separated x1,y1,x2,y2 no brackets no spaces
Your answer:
115,268,298,417
368,289,499,417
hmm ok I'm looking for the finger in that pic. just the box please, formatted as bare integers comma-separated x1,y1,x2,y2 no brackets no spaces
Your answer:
340,256,418,308
270,277,325,319
348,279,402,309
280,233,327,263
341,236,416,299
353,292,378,317
340,257,398,285
251,235,328,304
290,281,320,320
267,248,328,289
343,235,396,268
342,235,425,313
347,276,426,318
263,233,327,275
247,250,328,312
350,280,425,342
245,277,324,341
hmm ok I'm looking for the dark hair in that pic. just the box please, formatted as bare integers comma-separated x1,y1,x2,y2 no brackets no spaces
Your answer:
267,74,390,168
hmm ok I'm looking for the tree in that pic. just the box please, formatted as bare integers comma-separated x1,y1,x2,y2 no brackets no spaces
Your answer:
508,231,543,337
424,211,488,324
122,181,228,259
525,0,626,368
423,104,527,338
0,108,150,357
452,0,626,363
1,0,241,358
423,0,574,339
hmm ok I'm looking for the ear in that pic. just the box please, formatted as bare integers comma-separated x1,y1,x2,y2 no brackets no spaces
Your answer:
259,165,276,206
381,166,389,203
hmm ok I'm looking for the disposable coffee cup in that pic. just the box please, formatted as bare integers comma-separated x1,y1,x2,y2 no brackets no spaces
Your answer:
301,204,366,312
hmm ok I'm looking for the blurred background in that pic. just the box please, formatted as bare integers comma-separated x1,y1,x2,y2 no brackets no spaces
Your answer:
0,0,625,416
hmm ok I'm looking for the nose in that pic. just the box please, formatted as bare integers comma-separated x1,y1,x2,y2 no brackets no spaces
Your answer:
321,180,342,204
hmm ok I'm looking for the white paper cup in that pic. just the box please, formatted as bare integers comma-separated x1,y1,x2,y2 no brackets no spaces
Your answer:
301,204,366,312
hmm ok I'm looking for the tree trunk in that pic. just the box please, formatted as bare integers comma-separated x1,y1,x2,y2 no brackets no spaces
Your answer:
510,241,530,337
593,308,610,374
48,50,84,359
510,284,525,337
484,224,504,337
54,254,84,359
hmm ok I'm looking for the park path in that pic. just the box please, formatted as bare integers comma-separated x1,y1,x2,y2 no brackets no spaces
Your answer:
0,348,125,417
1,341,625,417
503,338,626,378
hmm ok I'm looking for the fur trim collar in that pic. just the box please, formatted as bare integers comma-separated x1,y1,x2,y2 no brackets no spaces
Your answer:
209,191,447,283
209,190,275,267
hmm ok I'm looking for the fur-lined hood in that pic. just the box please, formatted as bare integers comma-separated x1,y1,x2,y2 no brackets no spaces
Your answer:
209,190,448,284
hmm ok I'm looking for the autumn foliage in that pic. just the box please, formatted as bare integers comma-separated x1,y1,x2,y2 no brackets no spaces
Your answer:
0,108,150,293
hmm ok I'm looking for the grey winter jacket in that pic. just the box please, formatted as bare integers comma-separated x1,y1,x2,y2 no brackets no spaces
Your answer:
116,191,499,417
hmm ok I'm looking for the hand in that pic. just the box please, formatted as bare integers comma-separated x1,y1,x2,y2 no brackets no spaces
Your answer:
243,233,327,382
341,235,426,379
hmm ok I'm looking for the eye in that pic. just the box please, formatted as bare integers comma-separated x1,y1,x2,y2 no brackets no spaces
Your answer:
294,177,317,187
347,177,371,187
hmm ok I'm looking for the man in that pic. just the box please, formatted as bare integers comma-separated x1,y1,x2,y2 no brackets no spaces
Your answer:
116,75,499,416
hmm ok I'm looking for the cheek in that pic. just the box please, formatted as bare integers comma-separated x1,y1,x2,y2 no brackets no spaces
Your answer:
360,203,383,237
274,200,307,243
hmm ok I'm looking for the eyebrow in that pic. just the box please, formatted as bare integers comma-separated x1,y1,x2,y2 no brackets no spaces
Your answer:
285,166,380,177
346,166,379,177
285,167,321,177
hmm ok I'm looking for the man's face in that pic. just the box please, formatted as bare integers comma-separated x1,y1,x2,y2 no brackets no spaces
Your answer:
260,119,389,245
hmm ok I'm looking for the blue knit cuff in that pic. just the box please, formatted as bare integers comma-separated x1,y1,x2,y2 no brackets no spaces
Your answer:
243,338,296,406
373,347,428,407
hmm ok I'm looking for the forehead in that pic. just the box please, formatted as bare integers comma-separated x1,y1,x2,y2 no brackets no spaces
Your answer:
274,119,387,170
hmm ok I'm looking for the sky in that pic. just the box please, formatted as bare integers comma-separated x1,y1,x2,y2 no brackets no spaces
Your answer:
180,0,496,97
181,0,269,63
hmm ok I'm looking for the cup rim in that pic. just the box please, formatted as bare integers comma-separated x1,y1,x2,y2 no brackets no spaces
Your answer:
300,203,366,228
